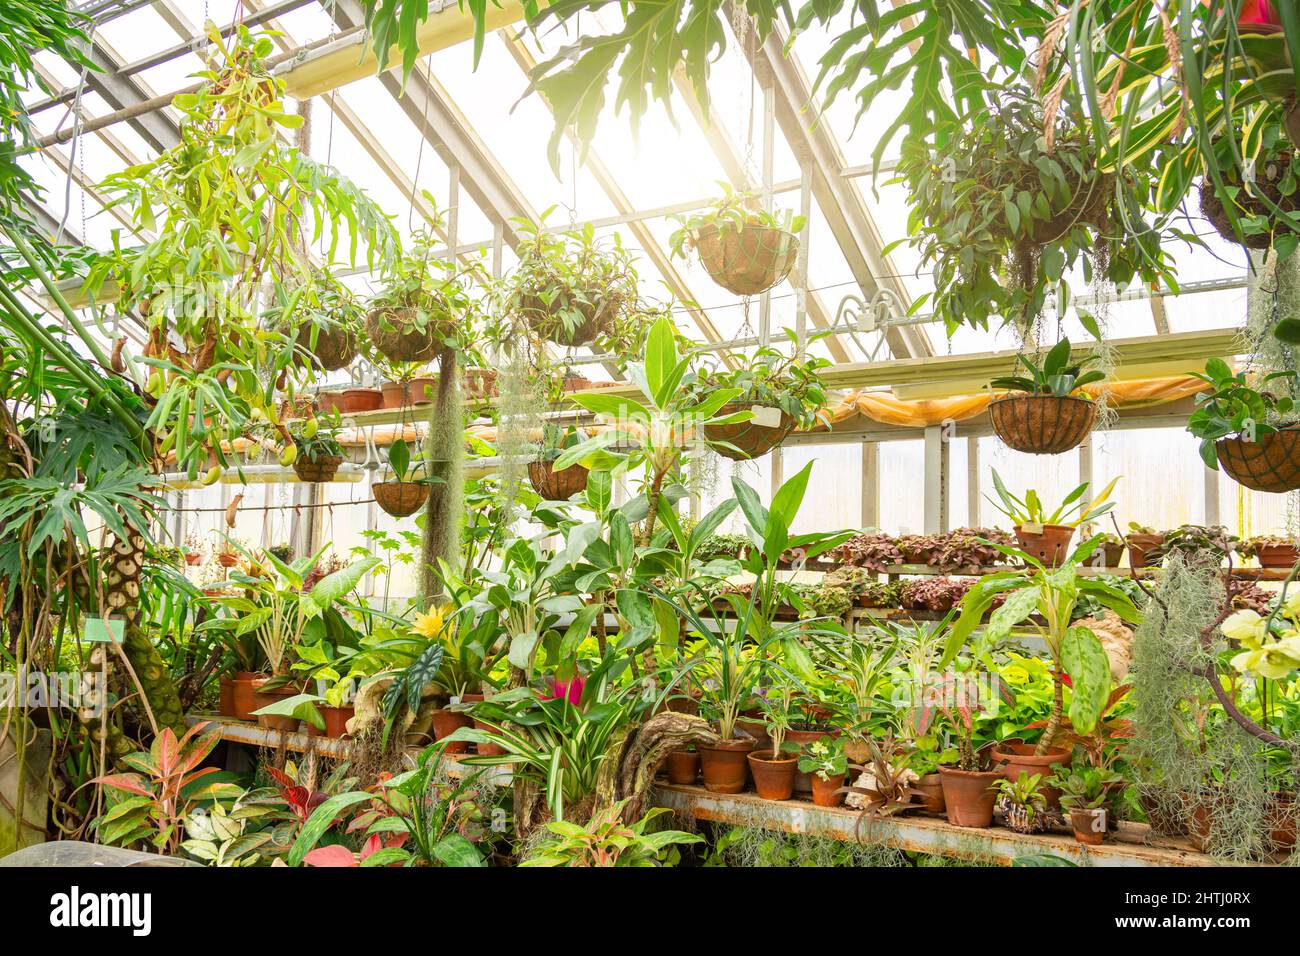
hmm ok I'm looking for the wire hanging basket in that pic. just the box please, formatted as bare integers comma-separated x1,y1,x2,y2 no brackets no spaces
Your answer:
988,394,1097,455
1216,425,1300,493
693,222,799,296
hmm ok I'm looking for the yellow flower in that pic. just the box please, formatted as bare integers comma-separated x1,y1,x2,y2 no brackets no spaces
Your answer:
411,605,449,640
1231,644,1300,681
1221,610,1267,649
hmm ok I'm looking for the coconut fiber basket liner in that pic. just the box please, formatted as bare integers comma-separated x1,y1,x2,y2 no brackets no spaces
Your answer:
297,321,357,371
364,304,457,363
704,403,796,460
374,481,427,517
1216,425,1300,493
528,460,589,500
293,454,344,483
517,288,617,348
694,223,799,296
988,394,1096,455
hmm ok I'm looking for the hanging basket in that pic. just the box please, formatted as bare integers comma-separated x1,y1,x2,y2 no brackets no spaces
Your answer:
1199,165,1300,250
988,394,1097,455
364,303,457,364
693,222,799,296
528,459,589,500
374,481,427,517
1216,425,1300,493
297,321,357,371
516,286,618,348
704,402,796,460
293,454,344,483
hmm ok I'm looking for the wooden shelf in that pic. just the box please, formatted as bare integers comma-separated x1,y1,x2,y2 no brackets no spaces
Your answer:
651,783,1243,867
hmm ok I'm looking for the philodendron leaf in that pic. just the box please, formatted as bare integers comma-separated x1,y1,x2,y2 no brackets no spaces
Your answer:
1061,625,1110,736
388,438,410,481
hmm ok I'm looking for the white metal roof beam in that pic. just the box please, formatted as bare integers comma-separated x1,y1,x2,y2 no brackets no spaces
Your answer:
730,9,932,359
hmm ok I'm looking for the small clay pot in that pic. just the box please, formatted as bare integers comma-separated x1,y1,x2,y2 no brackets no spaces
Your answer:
185,552,203,566
380,376,438,409
429,708,474,753
1267,793,1296,851
747,750,798,801
810,772,846,808
938,766,1001,828
1256,544,1300,569
1014,524,1076,567
320,705,354,738
698,738,756,794
231,671,259,722
217,552,239,568
218,677,236,718
785,728,841,794
666,749,701,785
1070,807,1108,845
1127,533,1165,569
321,388,383,416
251,679,302,733
472,717,506,757
914,773,946,815
990,741,1071,809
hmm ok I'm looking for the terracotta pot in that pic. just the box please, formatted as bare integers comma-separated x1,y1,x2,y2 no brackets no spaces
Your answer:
429,708,474,753
320,705,353,738
464,367,498,399
1256,543,1300,569
1013,523,1076,567
217,552,239,568
380,376,438,409
1138,789,1188,836
990,741,1071,809
374,480,426,517
218,677,236,717
698,738,756,794
810,772,846,808
786,727,841,794
988,394,1097,455
747,750,798,801
693,221,799,296
294,454,345,483
1070,807,1108,845
1101,542,1125,568
938,766,1001,827
251,679,302,733
1267,793,1296,851
1127,532,1165,568
231,672,259,721
914,773,946,815
321,388,383,416
528,459,589,500
734,717,770,745
1216,425,1300,493
666,750,701,785
704,402,795,461
471,718,506,757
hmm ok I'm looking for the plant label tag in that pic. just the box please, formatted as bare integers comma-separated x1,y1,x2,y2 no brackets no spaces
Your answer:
1021,522,1044,535
750,404,783,428
84,617,125,644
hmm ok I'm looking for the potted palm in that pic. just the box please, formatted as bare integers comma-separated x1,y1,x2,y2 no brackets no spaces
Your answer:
985,469,1118,566
374,438,430,518
1187,359,1300,493
365,230,468,364
670,187,805,296
988,338,1107,455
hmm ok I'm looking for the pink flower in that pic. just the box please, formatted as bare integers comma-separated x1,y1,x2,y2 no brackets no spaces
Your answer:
544,675,585,705
1205,0,1282,31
